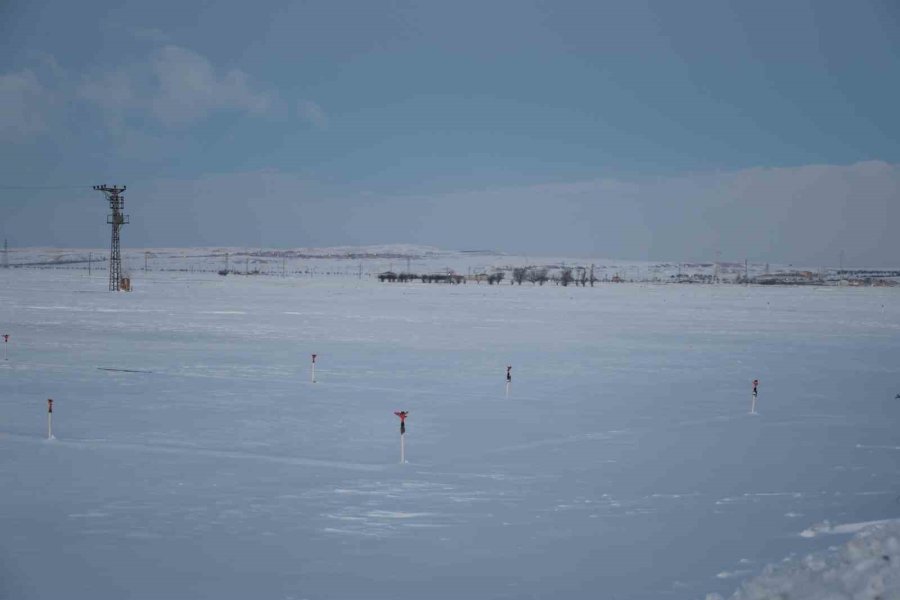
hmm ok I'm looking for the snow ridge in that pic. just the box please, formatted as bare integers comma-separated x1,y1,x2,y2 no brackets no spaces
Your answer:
710,522,900,600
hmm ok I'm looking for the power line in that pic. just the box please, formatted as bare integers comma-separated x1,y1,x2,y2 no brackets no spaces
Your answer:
0,185,93,190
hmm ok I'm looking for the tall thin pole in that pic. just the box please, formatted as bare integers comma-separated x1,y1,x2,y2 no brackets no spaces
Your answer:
88,252,92,276
47,399,54,439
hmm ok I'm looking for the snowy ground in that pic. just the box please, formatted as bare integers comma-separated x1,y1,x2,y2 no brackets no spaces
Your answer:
709,522,900,599
1,267,898,599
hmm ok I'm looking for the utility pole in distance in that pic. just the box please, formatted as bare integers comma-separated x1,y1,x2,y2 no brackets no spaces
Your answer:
93,185,129,291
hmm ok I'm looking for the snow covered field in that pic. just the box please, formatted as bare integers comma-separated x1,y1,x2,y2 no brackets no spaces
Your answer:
1,266,898,599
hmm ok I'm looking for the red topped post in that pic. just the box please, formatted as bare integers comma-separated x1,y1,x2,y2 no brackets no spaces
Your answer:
394,411,408,463
47,398,54,439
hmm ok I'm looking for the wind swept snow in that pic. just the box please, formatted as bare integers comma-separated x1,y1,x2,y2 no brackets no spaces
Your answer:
710,522,900,600
1,267,898,599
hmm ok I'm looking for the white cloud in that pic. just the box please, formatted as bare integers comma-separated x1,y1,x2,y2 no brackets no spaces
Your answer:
298,100,328,129
333,161,899,266
78,45,276,129
77,70,137,130
150,45,273,126
0,69,48,140
41,161,894,265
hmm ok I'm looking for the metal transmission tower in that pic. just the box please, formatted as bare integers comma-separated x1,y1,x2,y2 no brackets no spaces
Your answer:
93,185,129,291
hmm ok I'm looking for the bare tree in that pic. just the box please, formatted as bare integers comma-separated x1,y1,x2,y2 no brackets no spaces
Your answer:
560,267,573,287
512,267,527,285
577,266,588,287
526,267,548,285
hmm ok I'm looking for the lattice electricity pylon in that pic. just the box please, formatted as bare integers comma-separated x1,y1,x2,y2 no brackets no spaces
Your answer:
93,184,129,291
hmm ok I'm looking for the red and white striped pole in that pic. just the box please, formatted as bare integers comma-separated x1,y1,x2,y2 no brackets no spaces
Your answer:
311,353,317,383
47,398,54,439
750,379,759,414
2,334,8,361
394,411,408,463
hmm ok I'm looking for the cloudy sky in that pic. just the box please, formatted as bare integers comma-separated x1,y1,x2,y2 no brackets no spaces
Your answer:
1,0,898,266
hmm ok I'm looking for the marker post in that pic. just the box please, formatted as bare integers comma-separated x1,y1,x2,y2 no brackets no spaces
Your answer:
311,354,317,383
47,398,54,439
394,411,408,463
750,379,759,414
3,334,8,360
506,365,512,398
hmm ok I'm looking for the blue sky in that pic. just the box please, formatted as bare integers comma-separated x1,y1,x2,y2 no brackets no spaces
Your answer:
1,0,898,265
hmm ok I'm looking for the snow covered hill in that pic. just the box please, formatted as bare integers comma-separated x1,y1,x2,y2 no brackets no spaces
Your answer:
2,243,877,285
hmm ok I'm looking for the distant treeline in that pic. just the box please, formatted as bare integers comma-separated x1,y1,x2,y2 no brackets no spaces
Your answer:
379,265,600,287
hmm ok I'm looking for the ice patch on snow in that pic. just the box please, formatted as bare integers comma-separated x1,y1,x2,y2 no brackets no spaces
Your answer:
68,511,109,519
365,510,433,519
716,570,753,579
800,518,900,538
